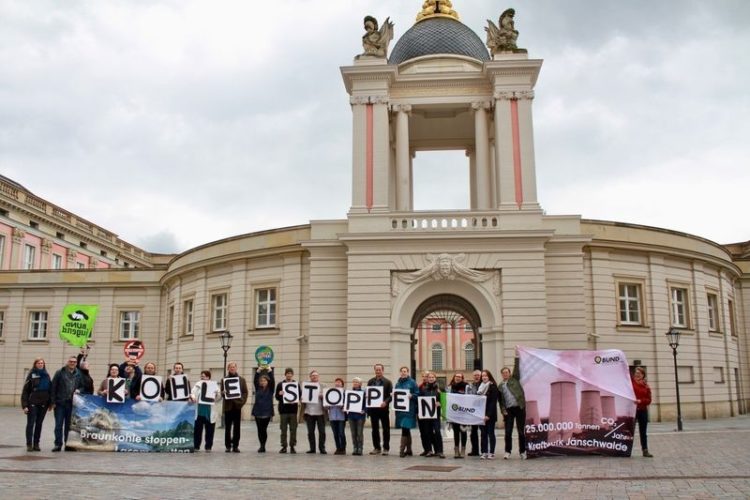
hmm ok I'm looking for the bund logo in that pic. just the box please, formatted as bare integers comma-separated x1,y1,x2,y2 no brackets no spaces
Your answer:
594,355,620,365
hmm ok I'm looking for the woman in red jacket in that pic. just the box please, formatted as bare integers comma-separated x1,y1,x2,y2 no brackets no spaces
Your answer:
631,366,653,457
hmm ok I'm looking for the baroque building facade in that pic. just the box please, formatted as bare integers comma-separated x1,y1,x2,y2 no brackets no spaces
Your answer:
1,3,748,422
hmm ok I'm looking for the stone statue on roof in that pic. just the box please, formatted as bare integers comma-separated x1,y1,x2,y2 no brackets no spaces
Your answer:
416,0,459,22
486,8,526,55
358,15,394,59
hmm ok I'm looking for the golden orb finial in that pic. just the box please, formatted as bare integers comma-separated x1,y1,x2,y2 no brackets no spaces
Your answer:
416,0,459,23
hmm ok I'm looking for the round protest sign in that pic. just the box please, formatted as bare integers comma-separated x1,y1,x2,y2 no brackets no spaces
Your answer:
255,345,274,367
123,340,146,361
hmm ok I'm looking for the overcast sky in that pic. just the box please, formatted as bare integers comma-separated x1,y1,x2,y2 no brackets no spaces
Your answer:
1,0,748,253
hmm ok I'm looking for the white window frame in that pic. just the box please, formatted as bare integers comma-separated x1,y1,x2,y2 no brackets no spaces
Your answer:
464,342,475,371
24,244,36,270
707,293,720,332
119,311,140,340
28,311,48,339
618,283,643,325
212,293,228,332
431,323,442,332
431,343,444,371
728,299,736,337
255,288,277,328
670,286,690,328
52,253,63,270
183,299,194,336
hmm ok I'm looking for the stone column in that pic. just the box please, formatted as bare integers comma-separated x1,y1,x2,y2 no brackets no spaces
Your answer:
472,101,492,210
393,104,412,212
516,91,540,209
349,95,391,213
10,227,25,270
494,91,516,209
466,148,477,210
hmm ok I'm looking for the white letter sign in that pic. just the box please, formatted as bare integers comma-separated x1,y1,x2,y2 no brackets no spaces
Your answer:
223,377,241,400
140,375,163,402
344,390,364,414
199,381,219,405
366,386,384,408
392,389,410,412
168,375,190,401
107,378,126,403
323,388,344,407
418,396,438,419
301,382,320,403
282,382,299,403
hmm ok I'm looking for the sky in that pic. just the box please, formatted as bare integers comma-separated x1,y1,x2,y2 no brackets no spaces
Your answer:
1,0,748,254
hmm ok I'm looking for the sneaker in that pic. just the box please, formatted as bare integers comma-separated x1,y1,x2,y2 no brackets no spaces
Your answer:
205,449,212,453
369,449,382,455
32,445,41,452
480,453,487,459
487,453,495,459
438,453,445,459
382,449,389,456
52,446,62,452
503,452,511,460
280,447,287,454
520,452,527,460
225,448,231,453
306,450,316,454
419,450,429,457
26,445,33,452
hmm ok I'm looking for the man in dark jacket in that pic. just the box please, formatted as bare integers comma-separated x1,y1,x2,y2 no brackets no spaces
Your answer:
367,363,393,455
275,367,298,453
50,356,84,451
221,361,248,452
499,350,527,460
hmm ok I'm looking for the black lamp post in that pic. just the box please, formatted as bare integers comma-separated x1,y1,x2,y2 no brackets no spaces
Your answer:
219,331,233,378
666,328,683,431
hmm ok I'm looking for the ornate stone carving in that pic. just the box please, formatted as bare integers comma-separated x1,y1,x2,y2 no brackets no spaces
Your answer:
370,95,389,105
494,90,516,101
12,227,25,243
391,104,413,114
471,100,492,111
41,238,52,254
67,250,78,264
350,95,390,106
486,8,527,55
357,16,394,59
391,253,500,296
516,90,535,100
416,0,459,22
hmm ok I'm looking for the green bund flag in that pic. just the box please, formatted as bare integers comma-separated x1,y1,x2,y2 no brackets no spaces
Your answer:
59,305,99,347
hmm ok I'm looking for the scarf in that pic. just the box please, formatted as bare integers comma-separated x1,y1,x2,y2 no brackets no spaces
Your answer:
30,367,51,391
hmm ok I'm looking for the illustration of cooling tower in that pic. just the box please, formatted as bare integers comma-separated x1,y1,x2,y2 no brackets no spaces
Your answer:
526,400,541,426
600,395,616,429
548,381,578,441
579,390,602,427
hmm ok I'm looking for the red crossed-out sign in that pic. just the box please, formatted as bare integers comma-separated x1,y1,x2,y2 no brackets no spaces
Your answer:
123,340,145,361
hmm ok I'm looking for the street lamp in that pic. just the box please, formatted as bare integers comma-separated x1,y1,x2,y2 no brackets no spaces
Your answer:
666,328,684,431
219,331,233,378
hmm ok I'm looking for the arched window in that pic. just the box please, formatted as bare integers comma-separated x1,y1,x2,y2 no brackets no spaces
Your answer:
431,344,444,371
464,343,475,371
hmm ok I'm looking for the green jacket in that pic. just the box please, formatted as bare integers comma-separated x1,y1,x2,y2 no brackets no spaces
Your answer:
499,357,525,411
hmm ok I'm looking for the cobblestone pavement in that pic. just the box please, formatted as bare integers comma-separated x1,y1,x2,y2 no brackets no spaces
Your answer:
1,407,749,499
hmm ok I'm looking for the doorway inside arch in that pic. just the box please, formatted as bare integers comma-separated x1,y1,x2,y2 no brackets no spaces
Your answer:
410,294,482,388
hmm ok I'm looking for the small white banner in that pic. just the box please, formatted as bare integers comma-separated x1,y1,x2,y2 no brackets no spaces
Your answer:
445,393,486,425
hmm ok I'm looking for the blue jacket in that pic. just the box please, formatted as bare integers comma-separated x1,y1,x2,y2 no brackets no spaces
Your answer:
394,376,418,429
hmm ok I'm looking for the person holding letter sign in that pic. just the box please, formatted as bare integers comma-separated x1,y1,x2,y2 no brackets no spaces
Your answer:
301,370,327,454
394,366,418,458
328,378,347,455
367,363,393,455
499,351,527,460
418,371,444,458
478,369,500,459
132,362,164,401
165,362,191,401
347,377,366,456
97,364,122,396
222,362,248,452
252,367,275,453
190,370,221,451
275,368,298,453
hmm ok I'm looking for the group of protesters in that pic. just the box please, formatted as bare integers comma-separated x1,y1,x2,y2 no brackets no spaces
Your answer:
20,347,654,458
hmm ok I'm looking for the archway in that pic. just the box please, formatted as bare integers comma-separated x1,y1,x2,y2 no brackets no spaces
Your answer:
410,294,482,386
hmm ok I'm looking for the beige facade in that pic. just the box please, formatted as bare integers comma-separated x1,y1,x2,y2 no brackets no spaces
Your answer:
0,6,747,422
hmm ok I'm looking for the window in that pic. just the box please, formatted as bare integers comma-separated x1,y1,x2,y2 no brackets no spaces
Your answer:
0,310,4,338
100,250,107,257
464,343,475,371
56,232,65,240
0,234,5,268
120,311,140,340
167,305,175,339
212,293,228,331
28,311,48,339
431,344,444,371
713,367,725,384
464,323,473,332
707,293,720,332
431,323,442,332
618,283,643,325
183,299,194,336
76,262,85,269
728,300,737,337
24,244,36,270
79,241,87,249
256,288,276,328
29,221,39,229
52,254,63,269
677,366,694,384
670,287,689,328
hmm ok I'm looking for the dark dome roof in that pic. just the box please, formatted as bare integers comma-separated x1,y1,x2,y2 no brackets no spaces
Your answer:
389,17,490,65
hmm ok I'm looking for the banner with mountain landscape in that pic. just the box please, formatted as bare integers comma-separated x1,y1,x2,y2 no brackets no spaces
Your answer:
67,394,194,452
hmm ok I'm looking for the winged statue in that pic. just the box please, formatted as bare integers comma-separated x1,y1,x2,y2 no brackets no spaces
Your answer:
359,15,394,59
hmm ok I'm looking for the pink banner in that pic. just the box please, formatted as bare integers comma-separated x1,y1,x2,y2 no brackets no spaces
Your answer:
519,347,636,458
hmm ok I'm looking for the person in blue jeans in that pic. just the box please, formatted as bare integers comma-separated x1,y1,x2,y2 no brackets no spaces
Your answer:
49,356,83,451
478,369,499,459
328,377,347,454
21,358,51,452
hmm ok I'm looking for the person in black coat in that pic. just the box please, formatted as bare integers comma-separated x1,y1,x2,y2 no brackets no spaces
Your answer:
252,367,275,453
21,358,51,451
478,369,500,459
